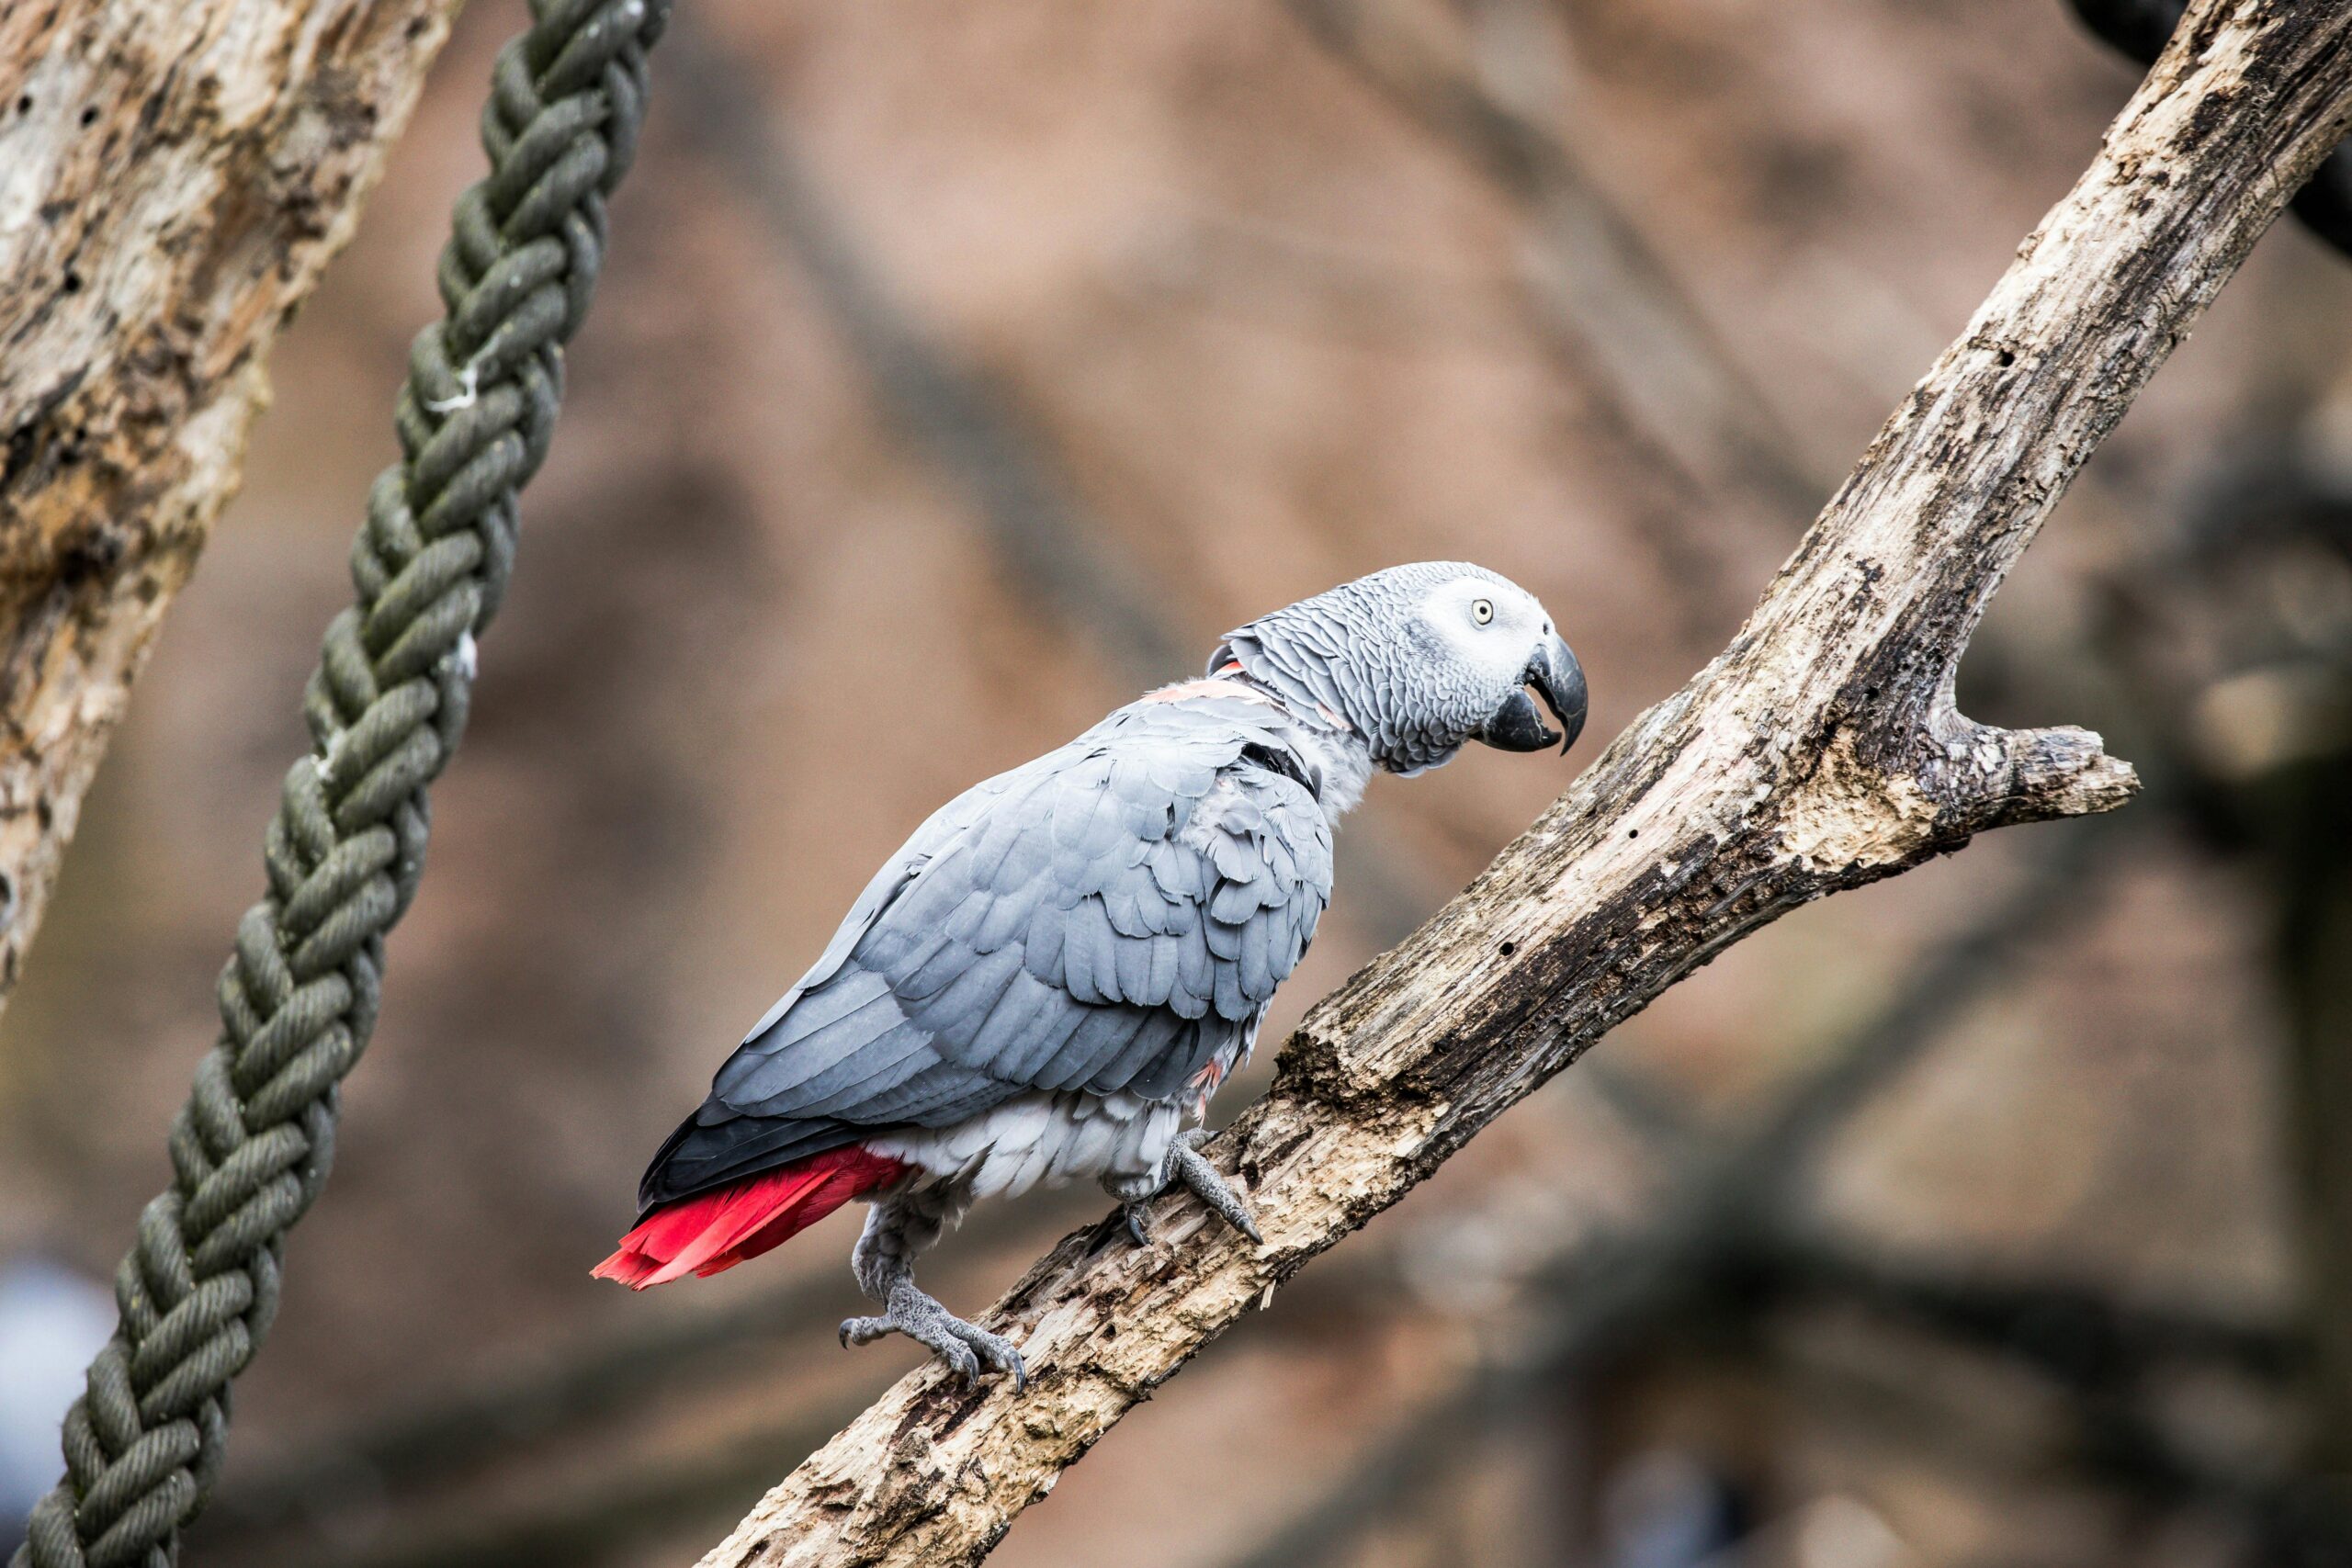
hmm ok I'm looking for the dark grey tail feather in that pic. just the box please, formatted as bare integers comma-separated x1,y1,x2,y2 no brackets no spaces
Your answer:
636,1111,862,1212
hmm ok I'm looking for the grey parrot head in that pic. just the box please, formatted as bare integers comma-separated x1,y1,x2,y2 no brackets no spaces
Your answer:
1209,561,1588,775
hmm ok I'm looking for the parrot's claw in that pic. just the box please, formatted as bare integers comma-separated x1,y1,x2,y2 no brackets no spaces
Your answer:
1102,1128,1262,1249
1168,1127,1262,1245
840,1281,1027,1392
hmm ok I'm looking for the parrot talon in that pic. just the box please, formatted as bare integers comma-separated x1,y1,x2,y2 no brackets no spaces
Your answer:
841,1281,1025,1392
1169,1132,1262,1245
1103,1129,1263,1247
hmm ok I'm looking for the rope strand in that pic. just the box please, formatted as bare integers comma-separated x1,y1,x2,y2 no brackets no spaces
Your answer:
15,3,668,1562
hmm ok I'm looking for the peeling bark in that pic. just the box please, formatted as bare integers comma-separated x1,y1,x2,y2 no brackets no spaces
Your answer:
700,4,2352,1564
0,0,459,1009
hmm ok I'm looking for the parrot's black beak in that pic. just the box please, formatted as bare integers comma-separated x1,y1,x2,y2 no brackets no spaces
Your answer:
1478,635,1589,755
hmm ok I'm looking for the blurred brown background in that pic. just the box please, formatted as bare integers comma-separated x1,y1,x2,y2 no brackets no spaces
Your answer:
6,1,2352,1564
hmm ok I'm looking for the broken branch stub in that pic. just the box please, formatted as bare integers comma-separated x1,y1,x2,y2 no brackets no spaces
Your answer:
701,5,2352,1565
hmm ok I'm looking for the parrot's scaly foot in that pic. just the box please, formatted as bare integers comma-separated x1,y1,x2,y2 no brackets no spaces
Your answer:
1168,1127,1262,1244
1103,1163,1163,1247
1104,1129,1262,1247
840,1280,1026,1392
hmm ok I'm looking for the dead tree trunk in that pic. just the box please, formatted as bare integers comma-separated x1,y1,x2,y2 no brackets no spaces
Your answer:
0,0,459,1009
698,5,2352,1565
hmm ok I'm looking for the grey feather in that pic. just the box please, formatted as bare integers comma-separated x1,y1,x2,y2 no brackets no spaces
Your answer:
648,693,1334,1205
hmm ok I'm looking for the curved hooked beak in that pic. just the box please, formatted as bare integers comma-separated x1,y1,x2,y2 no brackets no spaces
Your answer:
1477,634,1589,755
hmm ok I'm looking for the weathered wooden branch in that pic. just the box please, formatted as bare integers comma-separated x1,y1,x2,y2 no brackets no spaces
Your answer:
701,6,2347,1563
1216,816,2134,1568
219,810,2118,1568
0,0,458,1010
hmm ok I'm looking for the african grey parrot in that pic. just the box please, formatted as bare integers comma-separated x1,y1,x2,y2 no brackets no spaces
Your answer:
596,563,1587,1386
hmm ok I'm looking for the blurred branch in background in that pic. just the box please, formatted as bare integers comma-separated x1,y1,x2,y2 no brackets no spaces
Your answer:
659,15,1188,691
2262,613,2352,1490
1281,0,1826,520
1778,1241,2306,1502
658,10,1456,942
2168,454,2352,1491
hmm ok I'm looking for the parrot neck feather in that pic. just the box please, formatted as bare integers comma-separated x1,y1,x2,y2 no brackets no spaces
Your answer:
1188,667,1377,822
1275,714,1374,821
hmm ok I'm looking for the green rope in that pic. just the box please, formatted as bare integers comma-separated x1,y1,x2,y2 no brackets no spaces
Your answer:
15,2,668,1562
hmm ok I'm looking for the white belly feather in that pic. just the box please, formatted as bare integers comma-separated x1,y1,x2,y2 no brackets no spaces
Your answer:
865,1089,1183,1200
860,732,1299,1209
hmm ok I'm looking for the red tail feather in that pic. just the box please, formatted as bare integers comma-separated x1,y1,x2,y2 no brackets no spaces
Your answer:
592,1147,905,1289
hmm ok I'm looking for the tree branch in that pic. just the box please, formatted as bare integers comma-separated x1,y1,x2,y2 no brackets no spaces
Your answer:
699,7,2348,1563
0,0,460,1015
1213,817,2138,1568
223,814,2121,1568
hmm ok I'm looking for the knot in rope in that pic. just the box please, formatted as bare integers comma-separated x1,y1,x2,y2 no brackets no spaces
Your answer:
14,3,669,1563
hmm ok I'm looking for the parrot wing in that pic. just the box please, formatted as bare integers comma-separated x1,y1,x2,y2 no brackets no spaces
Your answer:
639,694,1332,1207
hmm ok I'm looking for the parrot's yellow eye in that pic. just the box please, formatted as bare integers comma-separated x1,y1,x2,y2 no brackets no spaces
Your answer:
1471,598,1495,626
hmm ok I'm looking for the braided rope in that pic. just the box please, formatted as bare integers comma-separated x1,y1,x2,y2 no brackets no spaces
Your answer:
2064,0,2352,258
14,3,668,1562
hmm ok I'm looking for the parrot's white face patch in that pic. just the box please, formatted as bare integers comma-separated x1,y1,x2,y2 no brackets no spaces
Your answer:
1419,574,1555,686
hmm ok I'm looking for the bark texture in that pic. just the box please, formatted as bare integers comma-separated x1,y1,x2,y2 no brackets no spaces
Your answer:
0,0,460,1007
698,5,2350,1564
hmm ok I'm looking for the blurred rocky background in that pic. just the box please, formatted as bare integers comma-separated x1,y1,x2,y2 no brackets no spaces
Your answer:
6,0,2352,1563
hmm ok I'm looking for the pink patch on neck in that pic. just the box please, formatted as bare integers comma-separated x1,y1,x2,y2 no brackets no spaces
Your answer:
1141,670,1274,706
